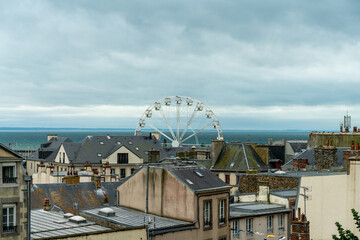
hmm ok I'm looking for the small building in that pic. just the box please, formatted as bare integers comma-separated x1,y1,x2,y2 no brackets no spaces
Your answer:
0,142,30,239
229,202,290,240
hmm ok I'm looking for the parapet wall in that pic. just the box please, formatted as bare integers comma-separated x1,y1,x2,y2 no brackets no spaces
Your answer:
308,132,360,148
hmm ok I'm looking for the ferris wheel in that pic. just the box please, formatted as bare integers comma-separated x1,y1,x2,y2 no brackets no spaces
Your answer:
135,96,223,147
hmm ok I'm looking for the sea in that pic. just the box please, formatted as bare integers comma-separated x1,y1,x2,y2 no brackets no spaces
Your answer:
0,130,311,151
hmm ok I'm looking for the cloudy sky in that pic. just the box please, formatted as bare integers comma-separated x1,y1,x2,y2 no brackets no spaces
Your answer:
0,0,360,130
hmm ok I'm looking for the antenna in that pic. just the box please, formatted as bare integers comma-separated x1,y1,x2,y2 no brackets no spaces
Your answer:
344,112,351,132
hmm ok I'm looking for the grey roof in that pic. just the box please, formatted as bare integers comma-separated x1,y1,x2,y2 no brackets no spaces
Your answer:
284,147,350,167
31,209,111,239
28,137,72,162
84,206,191,231
257,171,346,177
270,189,298,198
164,165,230,192
230,202,290,219
288,141,308,153
31,181,124,213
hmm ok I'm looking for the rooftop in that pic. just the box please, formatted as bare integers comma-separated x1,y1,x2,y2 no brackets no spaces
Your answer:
230,202,290,219
84,206,192,231
31,209,111,239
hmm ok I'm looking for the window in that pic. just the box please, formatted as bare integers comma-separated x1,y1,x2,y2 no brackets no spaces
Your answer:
219,237,227,240
204,200,212,229
120,169,126,178
267,215,273,233
30,163,32,169
246,218,253,235
131,168,135,174
225,175,230,184
236,175,240,185
63,153,65,163
3,205,16,233
232,220,239,237
279,214,284,231
117,153,129,164
3,165,16,184
218,199,226,225
111,169,115,175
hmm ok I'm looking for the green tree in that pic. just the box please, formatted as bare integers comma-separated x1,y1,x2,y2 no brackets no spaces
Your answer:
332,209,360,240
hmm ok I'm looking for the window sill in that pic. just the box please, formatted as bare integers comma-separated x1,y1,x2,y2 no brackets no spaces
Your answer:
218,223,227,228
0,183,19,188
203,226,212,231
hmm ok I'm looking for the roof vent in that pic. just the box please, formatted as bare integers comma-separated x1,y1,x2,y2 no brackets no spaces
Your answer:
64,213,74,218
194,171,204,178
98,207,116,217
69,216,87,224
186,179,194,185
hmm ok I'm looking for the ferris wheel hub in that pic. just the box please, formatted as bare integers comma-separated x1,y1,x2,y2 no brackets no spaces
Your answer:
172,140,180,148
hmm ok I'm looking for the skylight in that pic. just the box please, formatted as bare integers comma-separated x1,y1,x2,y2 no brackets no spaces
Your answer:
195,171,204,178
97,153,102,157
186,179,194,185
100,141,104,145
136,147,139,151
117,141,121,145
128,141,133,145
230,162,235,168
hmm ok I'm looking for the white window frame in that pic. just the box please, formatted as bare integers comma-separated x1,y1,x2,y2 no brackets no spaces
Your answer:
246,218,253,235
204,200,211,228
267,215,273,233
278,214,284,231
2,163,16,184
218,199,225,225
3,204,16,231
232,220,239,237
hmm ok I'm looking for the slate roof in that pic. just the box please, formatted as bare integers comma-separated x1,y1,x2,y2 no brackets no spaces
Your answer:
31,209,111,239
31,181,123,213
283,147,350,167
270,189,298,199
213,143,268,171
164,165,230,192
288,141,308,153
84,206,191,231
230,202,290,219
28,135,168,164
28,137,72,162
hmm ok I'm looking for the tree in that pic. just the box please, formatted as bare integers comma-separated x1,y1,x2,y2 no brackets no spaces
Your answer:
332,209,360,240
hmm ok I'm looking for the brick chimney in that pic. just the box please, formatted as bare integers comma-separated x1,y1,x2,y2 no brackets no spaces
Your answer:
148,149,160,163
257,180,270,202
44,198,51,211
314,145,337,170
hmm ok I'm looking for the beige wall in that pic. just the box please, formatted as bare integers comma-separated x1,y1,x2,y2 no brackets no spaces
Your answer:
0,148,28,239
105,146,142,164
55,228,147,240
118,167,196,222
218,172,238,194
297,173,350,240
230,213,289,240
56,145,70,164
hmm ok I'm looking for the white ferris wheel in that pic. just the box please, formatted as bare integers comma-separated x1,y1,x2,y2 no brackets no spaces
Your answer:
135,96,223,147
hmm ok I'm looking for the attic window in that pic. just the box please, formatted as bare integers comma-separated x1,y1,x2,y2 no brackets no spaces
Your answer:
117,141,121,145
128,141,133,145
186,179,194,185
195,171,204,178
230,162,235,168
97,153,102,157
100,141,104,145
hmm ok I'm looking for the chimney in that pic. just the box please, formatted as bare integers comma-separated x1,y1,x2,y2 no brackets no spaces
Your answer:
148,149,160,163
257,180,270,202
211,140,225,166
354,126,358,133
103,193,109,204
44,198,51,211
47,134,58,141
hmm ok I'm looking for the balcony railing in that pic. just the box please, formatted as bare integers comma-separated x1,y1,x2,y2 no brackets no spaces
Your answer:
3,177,17,183
3,225,16,233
